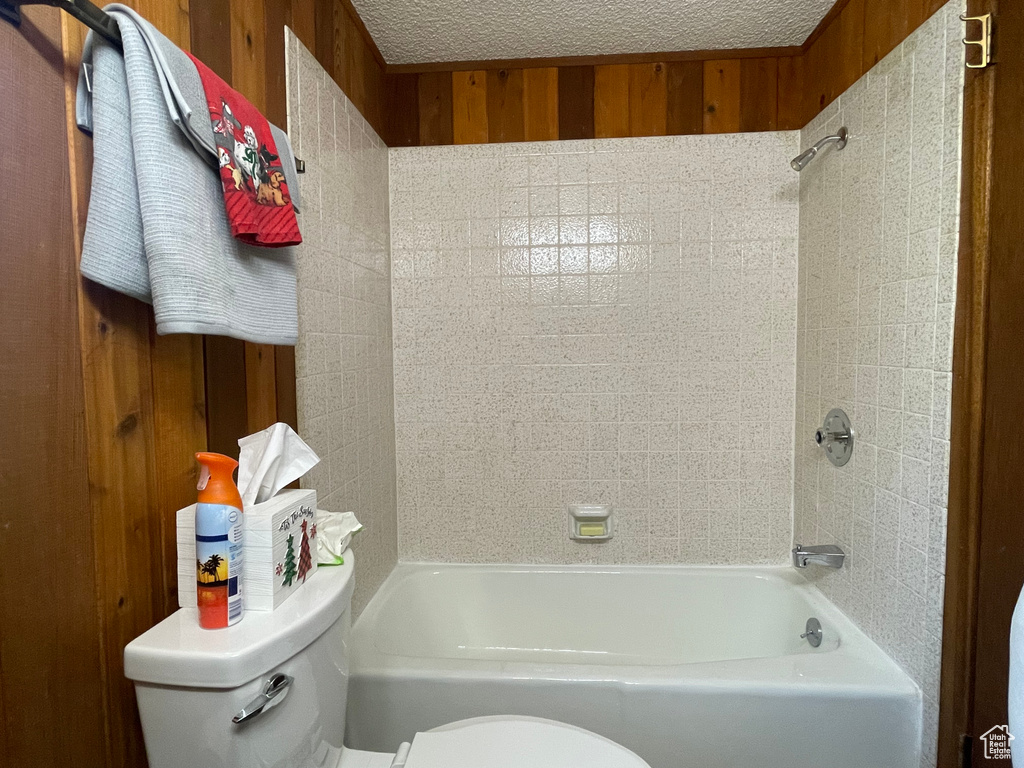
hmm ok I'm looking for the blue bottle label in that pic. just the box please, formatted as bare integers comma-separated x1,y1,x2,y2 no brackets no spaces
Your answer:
196,502,244,625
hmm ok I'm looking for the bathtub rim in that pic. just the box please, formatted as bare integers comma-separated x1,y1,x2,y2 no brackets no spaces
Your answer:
351,561,922,699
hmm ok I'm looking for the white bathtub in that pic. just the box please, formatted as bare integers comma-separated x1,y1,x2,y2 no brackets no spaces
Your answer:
348,564,921,768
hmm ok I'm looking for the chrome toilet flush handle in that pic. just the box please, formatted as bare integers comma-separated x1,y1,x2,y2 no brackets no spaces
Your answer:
233,673,293,724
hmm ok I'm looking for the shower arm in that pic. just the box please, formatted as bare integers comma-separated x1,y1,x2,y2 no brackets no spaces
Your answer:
791,127,848,171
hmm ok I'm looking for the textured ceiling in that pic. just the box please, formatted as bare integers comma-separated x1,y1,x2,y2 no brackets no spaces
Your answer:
351,0,835,65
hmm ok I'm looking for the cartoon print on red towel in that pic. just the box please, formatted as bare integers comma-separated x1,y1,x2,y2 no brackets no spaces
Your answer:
187,51,302,247
213,100,289,207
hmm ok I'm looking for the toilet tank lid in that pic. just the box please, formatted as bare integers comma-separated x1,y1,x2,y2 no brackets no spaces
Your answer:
124,554,355,689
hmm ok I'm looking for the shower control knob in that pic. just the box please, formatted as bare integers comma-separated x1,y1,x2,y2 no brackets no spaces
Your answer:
815,408,854,467
815,427,850,445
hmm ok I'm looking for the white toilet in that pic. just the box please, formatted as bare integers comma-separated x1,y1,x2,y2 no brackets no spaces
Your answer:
125,554,651,768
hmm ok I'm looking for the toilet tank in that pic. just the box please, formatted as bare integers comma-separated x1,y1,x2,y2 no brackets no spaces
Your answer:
125,556,356,768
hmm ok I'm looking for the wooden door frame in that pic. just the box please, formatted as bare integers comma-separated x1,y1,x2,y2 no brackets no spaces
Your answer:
939,0,1024,764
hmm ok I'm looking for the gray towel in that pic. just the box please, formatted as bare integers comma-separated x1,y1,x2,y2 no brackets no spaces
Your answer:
76,7,299,344
77,7,300,209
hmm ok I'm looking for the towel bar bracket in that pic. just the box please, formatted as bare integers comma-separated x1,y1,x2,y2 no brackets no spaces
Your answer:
0,1,20,28
3,0,305,174
1,0,122,47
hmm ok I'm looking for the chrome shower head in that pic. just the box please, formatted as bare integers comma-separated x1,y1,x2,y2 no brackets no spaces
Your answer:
790,147,819,172
791,127,848,172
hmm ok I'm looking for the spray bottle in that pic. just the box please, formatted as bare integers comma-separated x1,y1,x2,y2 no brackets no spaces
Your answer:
195,452,244,629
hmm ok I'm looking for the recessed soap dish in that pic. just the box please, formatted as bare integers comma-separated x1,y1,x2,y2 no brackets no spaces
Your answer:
569,504,613,541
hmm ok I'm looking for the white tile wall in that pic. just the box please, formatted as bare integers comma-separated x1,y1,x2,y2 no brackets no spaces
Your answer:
793,4,963,765
390,133,800,565
289,7,963,759
287,31,398,616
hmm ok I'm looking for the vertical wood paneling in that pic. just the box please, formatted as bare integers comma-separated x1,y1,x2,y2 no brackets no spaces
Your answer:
418,70,454,145
803,21,832,118
63,5,188,766
666,60,704,135
362,43,386,128
135,0,189,49
329,0,347,96
305,0,388,140
594,63,630,138
386,72,421,146
628,62,668,136
227,0,280,433
703,59,741,134
959,0,1022,759
204,336,248,458
739,57,778,132
863,0,910,69
29,0,391,765
150,332,207,614
2,10,106,767
523,67,559,141
312,0,333,73
343,9,366,112
229,0,267,110
835,0,866,97
289,0,315,49
188,0,232,76
191,0,252,468
939,8,994,759
452,70,488,144
486,68,525,143
139,0,208,634
263,0,291,127
263,0,297,443
74,205,161,768
274,346,298,431
557,65,594,140
245,343,278,432
777,54,806,130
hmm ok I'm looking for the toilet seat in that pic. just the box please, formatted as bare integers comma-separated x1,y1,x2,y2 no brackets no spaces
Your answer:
402,715,651,768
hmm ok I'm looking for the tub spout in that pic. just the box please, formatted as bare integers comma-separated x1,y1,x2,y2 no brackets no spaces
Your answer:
792,544,845,569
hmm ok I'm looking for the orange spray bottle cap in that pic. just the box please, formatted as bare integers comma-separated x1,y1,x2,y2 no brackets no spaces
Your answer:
195,452,243,509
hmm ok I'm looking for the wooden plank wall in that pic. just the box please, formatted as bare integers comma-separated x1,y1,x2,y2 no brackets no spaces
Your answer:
384,0,954,146
387,52,806,146
800,0,950,121
1,0,392,766
1,8,106,767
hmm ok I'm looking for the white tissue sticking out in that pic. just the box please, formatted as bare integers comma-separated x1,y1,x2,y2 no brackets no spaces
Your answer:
317,511,364,565
237,422,320,507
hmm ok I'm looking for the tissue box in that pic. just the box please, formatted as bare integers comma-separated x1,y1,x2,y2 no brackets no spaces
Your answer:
177,489,318,611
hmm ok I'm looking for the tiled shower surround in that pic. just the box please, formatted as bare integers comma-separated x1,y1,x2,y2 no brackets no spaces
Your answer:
794,3,963,765
289,2,963,762
287,32,398,616
389,134,800,564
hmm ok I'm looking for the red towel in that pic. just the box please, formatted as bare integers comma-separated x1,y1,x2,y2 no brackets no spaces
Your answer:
187,53,302,247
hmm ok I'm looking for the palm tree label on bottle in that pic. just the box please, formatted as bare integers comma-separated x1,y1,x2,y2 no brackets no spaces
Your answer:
195,452,244,629
196,502,244,627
